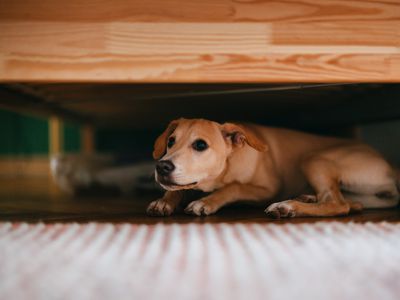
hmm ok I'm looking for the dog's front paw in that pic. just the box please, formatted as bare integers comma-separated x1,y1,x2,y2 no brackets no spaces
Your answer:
147,199,175,216
265,201,297,219
184,200,217,216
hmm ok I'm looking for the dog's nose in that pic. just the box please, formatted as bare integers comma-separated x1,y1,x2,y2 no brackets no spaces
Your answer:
156,160,175,176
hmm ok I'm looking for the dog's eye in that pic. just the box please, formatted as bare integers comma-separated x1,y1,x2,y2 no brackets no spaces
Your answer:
167,137,175,148
192,139,208,152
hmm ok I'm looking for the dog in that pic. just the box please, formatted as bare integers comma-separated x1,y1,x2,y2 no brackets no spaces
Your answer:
147,118,400,218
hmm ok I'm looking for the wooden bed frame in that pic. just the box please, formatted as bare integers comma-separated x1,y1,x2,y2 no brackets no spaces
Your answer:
0,0,399,83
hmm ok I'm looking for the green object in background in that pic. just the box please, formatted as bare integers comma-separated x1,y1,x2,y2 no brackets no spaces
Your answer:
63,122,81,153
0,109,82,156
0,109,49,156
0,107,156,158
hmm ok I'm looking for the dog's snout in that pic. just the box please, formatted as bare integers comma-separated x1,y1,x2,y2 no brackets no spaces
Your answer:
156,160,175,176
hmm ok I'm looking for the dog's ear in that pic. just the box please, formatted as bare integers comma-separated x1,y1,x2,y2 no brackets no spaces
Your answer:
221,123,268,152
153,119,180,160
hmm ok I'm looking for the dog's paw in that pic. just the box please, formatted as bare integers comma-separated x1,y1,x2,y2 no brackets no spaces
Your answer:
146,199,175,217
295,194,317,203
265,201,297,219
184,200,217,216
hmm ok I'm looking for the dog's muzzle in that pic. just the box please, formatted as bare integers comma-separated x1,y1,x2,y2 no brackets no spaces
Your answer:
155,160,197,190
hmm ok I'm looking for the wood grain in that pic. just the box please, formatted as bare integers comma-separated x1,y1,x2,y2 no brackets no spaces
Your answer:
0,0,399,82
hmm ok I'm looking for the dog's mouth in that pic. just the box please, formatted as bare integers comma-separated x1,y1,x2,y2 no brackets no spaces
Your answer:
156,176,197,190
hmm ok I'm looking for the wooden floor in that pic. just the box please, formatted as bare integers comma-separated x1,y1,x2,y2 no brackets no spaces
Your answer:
1,177,399,224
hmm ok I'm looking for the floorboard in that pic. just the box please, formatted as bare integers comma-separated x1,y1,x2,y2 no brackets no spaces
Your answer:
0,178,399,223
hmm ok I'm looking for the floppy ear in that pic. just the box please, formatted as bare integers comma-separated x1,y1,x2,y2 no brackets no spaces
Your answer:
221,123,268,152
153,119,180,160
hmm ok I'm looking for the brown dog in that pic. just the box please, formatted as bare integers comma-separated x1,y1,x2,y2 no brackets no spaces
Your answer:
146,118,399,218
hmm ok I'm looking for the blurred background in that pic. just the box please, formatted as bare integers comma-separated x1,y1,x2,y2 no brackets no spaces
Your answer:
2,83,400,184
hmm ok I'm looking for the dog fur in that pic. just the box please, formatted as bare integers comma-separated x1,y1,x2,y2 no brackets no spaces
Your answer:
147,118,399,218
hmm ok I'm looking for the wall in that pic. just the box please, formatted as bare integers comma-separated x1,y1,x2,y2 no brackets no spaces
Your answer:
0,109,49,156
360,120,400,167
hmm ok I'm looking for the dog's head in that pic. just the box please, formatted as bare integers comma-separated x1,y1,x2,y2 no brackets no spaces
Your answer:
153,118,268,191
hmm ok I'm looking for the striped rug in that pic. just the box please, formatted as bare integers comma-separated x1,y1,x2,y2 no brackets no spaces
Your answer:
0,222,399,300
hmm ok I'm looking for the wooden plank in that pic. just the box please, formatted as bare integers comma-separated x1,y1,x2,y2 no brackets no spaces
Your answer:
2,83,397,129
44,83,397,129
49,116,63,155
0,0,399,82
0,85,91,122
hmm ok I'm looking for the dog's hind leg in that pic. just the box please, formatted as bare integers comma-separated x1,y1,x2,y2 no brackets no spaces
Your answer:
265,156,354,218
290,193,363,211
266,149,399,218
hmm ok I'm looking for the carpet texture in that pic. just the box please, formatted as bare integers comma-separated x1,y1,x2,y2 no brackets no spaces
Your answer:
0,222,399,300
